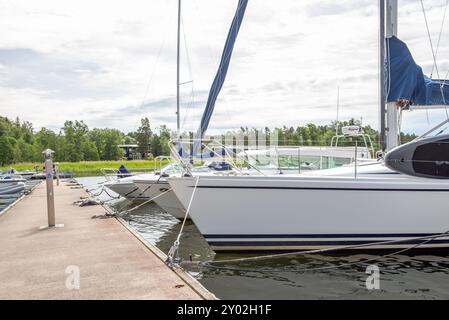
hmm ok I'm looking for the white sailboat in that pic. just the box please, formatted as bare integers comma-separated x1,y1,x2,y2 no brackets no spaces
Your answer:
168,0,449,252
130,0,376,220
105,0,249,217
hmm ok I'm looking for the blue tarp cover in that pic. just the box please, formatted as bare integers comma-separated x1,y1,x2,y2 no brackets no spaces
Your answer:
118,165,130,174
387,36,449,105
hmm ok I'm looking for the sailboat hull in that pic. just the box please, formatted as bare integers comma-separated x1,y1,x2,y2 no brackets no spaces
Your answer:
169,175,449,252
104,180,149,200
134,179,186,220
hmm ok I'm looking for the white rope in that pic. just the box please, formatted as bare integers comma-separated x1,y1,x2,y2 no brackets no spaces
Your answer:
420,0,449,119
431,0,449,77
386,37,392,99
197,231,449,274
81,180,107,191
398,107,403,144
81,180,123,202
421,0,441,79
167,176,200,266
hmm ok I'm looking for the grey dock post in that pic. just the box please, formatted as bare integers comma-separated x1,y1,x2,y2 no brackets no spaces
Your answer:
55,162,60,186
40,149,63,230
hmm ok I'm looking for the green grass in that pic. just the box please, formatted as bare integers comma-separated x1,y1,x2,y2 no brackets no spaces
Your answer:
0,160,169,177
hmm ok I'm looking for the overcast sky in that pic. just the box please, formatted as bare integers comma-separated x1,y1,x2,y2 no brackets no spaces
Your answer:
1,0,449,135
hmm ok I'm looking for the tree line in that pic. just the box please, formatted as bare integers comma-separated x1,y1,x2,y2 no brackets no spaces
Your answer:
224,119,416,150
0,115,416,166
0,116,171,165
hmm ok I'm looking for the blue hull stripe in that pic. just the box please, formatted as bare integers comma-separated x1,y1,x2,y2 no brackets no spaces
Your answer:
194,186,449,192
208,239,449,247
204,233,440,239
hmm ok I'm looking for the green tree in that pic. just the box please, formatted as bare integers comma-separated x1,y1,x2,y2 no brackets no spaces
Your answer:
159,125,171,156
81,141,100,161
0,136,14,165
61,120,89,162
102,129,123,160
136,117,152,158
87,128,123,160
14,138,34,162
124,135,136,145
150,134,162,157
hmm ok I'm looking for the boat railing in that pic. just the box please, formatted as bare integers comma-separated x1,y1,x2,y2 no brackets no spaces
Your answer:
100,168,122,182
330,130,375,159
168,137,379,176
168,138,266,176
100,157,173,182
100,168,139,182
154,156,174,173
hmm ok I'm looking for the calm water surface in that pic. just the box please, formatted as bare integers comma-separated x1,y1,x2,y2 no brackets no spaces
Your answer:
78,177,449,300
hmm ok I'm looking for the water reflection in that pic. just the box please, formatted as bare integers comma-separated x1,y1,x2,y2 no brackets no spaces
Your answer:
77,177,449,300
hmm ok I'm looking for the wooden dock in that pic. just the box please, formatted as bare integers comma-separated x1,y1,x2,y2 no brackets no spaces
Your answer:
0,181,215,300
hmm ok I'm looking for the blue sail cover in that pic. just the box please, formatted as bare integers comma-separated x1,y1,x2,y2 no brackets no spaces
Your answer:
192,0,248,154
387,36,449,105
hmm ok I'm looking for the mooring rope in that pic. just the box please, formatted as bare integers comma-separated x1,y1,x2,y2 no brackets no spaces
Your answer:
101,187,121,200
85,183,121,200
193,231,449,274
167,176,200,267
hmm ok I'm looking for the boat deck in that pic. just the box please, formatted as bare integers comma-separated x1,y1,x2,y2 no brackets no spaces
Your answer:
0,181,214,300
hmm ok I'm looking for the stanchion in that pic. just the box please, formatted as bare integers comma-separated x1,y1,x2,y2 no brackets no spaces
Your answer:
40,149,64,230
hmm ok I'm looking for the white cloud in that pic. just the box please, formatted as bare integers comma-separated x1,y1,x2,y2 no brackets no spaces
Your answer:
0,0,448,136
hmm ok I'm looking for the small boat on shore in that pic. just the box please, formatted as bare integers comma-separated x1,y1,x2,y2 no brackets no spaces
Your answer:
0,179,40,214
0,183,26,195
29,171,74,180
0,175,26,184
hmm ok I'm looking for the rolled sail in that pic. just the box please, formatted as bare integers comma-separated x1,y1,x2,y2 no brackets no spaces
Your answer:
387,36,449,106
192,0,249,154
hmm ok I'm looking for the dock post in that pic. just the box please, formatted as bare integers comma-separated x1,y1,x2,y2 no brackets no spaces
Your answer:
40,149,63,230
55,162,60,186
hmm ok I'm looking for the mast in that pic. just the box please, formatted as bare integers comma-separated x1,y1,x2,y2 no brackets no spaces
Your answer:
386,0,398,37
176,0,181,135
336,86,340,136
379,0,387,152
386,0,399,151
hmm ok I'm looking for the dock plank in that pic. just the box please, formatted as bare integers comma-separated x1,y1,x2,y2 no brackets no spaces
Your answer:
0,182,212,300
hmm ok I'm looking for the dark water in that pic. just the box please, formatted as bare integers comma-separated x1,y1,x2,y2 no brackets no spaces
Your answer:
78,177,449,300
